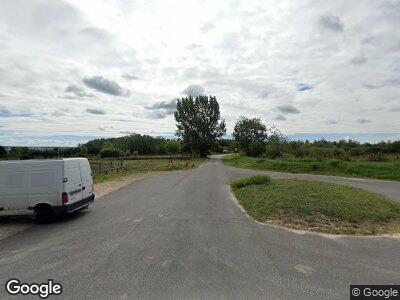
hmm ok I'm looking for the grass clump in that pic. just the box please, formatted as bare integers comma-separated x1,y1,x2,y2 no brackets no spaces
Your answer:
231,175,271,189
231,176,400,235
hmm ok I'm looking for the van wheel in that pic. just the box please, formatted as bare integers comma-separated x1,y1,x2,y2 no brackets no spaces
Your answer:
35,206,54,224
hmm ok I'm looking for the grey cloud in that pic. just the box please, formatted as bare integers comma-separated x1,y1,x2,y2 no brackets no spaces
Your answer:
327,119,339,124
83,76,131,96
318,15,344,32
145,99,177,119
357,118,371,124
65,85,93,98
351,55,367,65
277,105,300,114
146,99,177,111
182,84,205,97
86,108,106,115
122,74,139,81
363,78,400,89
274,114,286,121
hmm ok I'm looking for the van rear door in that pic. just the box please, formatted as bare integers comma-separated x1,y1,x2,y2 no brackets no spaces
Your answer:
78,158,93,200
63,159,83,205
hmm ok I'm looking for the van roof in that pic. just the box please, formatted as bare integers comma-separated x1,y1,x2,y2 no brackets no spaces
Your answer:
0,158,87,163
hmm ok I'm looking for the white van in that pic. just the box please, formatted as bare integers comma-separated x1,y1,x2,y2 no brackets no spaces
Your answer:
0,158,95,223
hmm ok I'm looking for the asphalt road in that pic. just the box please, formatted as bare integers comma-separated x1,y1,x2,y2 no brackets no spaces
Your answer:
1,157,400,299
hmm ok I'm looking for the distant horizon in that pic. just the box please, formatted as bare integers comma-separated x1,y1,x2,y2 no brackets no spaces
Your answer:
1,132,399,148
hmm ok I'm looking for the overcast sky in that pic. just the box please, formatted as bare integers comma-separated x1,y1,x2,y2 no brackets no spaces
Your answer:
0,0,399,146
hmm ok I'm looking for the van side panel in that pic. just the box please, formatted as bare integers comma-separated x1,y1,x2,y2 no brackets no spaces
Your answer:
63,159,83,205
28,161,63,208
79,158,93,201
0,163,28,210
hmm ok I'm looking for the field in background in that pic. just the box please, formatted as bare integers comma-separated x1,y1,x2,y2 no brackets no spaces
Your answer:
90,157,207,183
223,155,400,181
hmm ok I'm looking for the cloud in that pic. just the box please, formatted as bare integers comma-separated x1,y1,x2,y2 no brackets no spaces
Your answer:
297,83,313,92
277,105,300,114
275,114,287,121
86,108,106,115
145,99,177,119
363,78,400,89
83,76,131,96
122,74,139,81
326,119,339,124
182,84,205,97
318,15,344,32
65,85,93,98
351,55,367,65
200,22,215,32
357,118,371,124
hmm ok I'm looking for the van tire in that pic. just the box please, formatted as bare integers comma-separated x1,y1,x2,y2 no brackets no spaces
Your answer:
35,205,54,224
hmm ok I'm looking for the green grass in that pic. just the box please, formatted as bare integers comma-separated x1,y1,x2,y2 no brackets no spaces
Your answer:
92,158,207,183
231,176,400,235
223,155,400,181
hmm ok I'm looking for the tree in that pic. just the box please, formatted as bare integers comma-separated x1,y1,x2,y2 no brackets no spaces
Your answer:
0,145,7,159
100,147,121,158
165,140,181,166
174,95,226,157
233,117,267,156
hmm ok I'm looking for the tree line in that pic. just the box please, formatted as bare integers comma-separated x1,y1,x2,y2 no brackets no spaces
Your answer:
1,94,399,161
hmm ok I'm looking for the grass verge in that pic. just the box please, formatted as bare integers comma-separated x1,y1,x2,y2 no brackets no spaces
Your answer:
93,158,207,183
231,175,400,235
223,155,400,181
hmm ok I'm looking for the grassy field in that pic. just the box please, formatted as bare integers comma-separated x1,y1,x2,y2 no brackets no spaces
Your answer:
223,155,400,181
91,158,207,183
231,176,400,235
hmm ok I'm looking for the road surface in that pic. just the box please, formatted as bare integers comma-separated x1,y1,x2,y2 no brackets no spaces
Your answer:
0,157,399,299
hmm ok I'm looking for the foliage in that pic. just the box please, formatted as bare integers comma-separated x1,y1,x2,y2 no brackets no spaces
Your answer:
165,140,181,155
231,175,271,188
0,145,6,158
174,95,226,157
100,147,122,158
233,117,267,156
165,140,181,165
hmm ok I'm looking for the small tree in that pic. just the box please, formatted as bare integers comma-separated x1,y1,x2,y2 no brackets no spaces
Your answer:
0,145,7,159
174,95,226,157
233,117,267,156
165,140,181,166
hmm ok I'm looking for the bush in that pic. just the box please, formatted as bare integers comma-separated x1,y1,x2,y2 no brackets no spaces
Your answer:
328,159,341,168
248,141,265,157
232,175,271,189
100,147,122,158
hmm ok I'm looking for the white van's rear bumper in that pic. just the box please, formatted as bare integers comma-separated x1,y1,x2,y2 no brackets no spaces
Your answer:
54,194,95,214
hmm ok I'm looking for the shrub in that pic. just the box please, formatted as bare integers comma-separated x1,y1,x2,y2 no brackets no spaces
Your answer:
232,175,271,189
248,141,266,157
100,147,122,158
328,159,341,168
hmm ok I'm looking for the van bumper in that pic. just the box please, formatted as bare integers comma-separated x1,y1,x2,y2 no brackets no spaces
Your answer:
54,194,95,214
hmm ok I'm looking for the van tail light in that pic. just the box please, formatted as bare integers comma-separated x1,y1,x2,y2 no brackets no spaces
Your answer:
62,192,69,204
91,185,94,194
